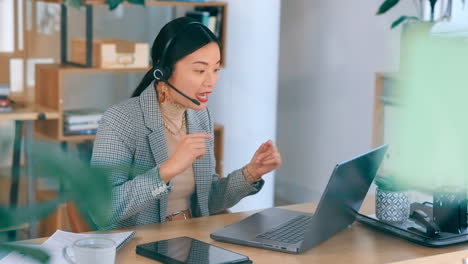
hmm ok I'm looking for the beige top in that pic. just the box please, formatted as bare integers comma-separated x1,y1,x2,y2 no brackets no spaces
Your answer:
160,98,196,215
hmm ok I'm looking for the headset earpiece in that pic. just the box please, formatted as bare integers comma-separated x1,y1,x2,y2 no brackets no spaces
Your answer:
152,64,169,81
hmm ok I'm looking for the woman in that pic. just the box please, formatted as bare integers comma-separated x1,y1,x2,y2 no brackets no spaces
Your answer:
91,17,282,230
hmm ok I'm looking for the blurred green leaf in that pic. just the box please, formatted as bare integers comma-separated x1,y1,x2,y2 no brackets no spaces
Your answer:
64,0,82,8
106,0,125,10
128,0,145,6
375,175,409,192
0,134,114,261
31,141,113,228
0,197,65,229
391,16,420,29
62,0,145,10
0,244,49,263
377,0,400,15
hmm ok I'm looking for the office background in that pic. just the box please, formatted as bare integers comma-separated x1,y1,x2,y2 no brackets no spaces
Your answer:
275,0,416,204
0,0,416,213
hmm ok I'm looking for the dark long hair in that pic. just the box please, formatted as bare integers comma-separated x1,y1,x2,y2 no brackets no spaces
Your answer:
131,17,221,97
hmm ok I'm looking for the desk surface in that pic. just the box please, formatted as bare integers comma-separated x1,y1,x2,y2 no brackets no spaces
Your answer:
27,197,468,264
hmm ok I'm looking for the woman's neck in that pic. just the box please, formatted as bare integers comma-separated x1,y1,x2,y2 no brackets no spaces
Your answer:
159,98,187,130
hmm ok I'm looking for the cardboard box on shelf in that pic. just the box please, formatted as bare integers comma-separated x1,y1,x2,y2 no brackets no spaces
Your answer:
71,39,149,69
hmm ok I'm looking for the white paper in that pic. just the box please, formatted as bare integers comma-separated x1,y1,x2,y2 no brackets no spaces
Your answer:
9,59,23,93
26,58,54,87
0,230,135,264
17,0,23,51
0,0,15,52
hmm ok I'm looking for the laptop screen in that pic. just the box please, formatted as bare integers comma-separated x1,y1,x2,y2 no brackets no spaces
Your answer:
301,145,388,249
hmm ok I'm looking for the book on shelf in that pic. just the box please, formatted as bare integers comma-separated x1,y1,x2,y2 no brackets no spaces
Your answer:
64,108,103,124
186,11,211,28
0,96,12,113
64,119,100,126
0,84,9,97
63,129,98,136
64,122,99,132
194,6,222,37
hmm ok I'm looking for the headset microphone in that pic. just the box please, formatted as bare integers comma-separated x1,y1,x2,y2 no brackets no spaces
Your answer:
164,81,201,106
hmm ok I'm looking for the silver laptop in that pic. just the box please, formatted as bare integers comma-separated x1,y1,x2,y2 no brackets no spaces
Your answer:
211,145,388,254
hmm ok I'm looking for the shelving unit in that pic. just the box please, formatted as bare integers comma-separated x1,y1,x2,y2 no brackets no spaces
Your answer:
34,1,227,173
34,0,227,68
34,0,228,140
34,0,227,141
372,72,401,147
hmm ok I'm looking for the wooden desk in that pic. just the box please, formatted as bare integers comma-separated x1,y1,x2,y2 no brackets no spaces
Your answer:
390,250,468,264
24,197,468,264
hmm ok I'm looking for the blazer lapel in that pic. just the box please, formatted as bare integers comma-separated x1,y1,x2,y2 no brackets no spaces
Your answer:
186,109,211,216
139,85,169,222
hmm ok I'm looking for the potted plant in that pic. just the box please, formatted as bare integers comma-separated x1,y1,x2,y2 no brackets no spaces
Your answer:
374,175,411,224
376,0,460,28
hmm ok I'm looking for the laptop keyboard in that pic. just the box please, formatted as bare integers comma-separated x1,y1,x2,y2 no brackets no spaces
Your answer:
256,215,313,244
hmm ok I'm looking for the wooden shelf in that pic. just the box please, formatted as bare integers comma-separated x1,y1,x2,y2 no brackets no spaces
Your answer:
36,0,227,7
33,0,228,146
0,104,60,121
59,134,97,142
36,64,151,73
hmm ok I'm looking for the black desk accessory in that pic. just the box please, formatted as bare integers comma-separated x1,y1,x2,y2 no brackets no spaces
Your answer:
410,209,440,237
357,200,468,247
433,187,467,234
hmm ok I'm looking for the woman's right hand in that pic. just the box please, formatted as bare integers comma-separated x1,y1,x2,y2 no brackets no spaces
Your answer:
159,133,211,183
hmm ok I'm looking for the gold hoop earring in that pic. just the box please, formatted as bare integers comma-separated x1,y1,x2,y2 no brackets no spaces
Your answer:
159,88,167,103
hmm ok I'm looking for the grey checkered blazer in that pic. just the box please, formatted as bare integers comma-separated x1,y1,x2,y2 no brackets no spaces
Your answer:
91,85,264,230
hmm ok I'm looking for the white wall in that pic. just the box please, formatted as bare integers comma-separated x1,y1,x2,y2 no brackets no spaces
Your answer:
275,0,415,203
0,0,14,52
209,0,281,212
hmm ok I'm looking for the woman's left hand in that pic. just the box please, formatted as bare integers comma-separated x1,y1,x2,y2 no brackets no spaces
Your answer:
244,140,282,183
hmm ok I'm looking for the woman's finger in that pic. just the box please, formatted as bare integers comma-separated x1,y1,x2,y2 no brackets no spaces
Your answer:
251,144,266,161
260,156,281,166
187,138,209,144
256,147,276,163
186,133,212,139
191,143,207,150
259,152,281,163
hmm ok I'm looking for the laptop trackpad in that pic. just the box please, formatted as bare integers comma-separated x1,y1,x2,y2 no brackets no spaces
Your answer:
213,207,311,240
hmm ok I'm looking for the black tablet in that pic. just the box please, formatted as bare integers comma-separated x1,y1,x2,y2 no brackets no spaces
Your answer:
136,236,252,264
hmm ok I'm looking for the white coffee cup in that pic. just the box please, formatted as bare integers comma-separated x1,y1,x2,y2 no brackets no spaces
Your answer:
62,238,116,264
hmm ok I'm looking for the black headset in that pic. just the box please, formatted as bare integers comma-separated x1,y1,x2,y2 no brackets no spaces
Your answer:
152,21,204,82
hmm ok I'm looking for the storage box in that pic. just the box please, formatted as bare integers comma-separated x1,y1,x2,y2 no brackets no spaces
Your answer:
71,39,149,68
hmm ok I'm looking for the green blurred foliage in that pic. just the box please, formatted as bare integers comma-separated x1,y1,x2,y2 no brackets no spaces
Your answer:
392,30,468,191
0,135,113,263
64,0,145,10
376,0,466,28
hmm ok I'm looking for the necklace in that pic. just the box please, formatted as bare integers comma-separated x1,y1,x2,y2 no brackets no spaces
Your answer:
162,115,186,136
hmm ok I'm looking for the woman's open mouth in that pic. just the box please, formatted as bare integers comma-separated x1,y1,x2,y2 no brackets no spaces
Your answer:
196,92,211,103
